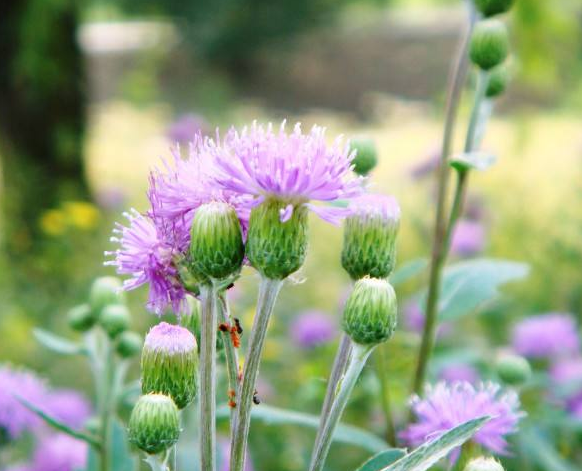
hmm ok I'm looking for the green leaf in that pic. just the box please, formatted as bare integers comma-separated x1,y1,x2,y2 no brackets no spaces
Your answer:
449,151,496,172
437,258,528,320
375,417,489,471
110,419,137,471
520,428,578,471
33,328,85,355
16,395,101,448
217,404,388,453
390,259,428,286
355,449,407,471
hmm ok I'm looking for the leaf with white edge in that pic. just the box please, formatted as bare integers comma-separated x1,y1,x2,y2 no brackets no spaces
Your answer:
355,449,407,471
436,258,529,321
33,328,86,355
217,404,388,453
390,259,428,286
375,416,490,471
449,151,496,172
16,396,101,448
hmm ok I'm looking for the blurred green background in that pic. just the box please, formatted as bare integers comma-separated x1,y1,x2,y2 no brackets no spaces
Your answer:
1,0,581,469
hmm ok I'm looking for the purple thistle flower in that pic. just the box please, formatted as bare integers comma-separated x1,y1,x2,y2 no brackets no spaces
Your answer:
512,313,580,359
32,433,87,471
438,364,480,384
212,121,363,224
0,365,47,440
43,390,91,430
167,113,208,144
145,321,197,354
450,220,485,257
348,193,401,222
401,382,524,460
290,311,337,349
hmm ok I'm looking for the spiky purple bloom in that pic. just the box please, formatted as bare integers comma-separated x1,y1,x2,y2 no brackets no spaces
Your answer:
0,365,47,440
401,382,524,460
32,434,87,471
512,313,580,359
348,193,400,221
167,113,208,144
212,121,363,224
290,311,337,349
43,390,91,429
145,321,197,354
450,220,485,257
438,364,480,384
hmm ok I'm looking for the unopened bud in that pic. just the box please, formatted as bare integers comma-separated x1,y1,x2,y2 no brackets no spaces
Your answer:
99,304,130,338
474,0,515,18
246,199,308,279
342,194,400,280
464,457,505,471
342,278,397,346
496,353,531,386
67,304,95,332
350,139,378,176
485,65,509,98
116,331,143,358
128,394,180,455
470,20,509,71
141,322,198,409
89,277,125,317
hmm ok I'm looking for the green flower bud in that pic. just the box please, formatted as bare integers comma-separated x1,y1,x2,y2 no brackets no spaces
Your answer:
141,322,198,409
246,199,308,280
89,277,125,316
342,194,400,280
342,278,397,346
128,394,180,455
485,65,509,98
474,0,515,17
99,304,130,338
189,202,244,282
464,457,505,471
67,304,95,332
496,353,531,386
470,20,509,71
116,331,143,358
350,138,378,176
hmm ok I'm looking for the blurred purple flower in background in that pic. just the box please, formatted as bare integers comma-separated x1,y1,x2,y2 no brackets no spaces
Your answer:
95,186,127,210
512,313,580,359
32,434,87,471
0,365,47,440
438,364,480,384
290,311,337,349
403,300,452,337
550,357,582,420
409,146,440,180
401,381,524,460
450,219,485,257
44,390,91,429
166,113,208,144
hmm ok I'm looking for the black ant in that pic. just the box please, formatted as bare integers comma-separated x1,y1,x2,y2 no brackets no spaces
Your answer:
252,390,260,405
233,318,243,335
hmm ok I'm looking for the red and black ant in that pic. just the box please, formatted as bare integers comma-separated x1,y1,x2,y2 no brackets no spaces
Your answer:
217,320,242,348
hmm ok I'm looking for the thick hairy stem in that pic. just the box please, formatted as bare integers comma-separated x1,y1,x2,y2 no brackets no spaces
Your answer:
200,284,219,471
230,278,284,471
218,292,240,430
412,6,477,396
375,344,396,445
308,342,373,471
313,334,352,454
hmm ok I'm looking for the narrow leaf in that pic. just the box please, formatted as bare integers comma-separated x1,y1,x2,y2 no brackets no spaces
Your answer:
33,328,85,355
377,416,490,471
217,404,388,453
355,449,407,471
17,396,101,448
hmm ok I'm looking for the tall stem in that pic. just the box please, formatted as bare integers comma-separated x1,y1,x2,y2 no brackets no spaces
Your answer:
313,334,352,454
218,292,240,429
411,6,477,395
375,344,396,445
308,342,373,471
230,277,284,471
98,332,114,471
200,284,219,471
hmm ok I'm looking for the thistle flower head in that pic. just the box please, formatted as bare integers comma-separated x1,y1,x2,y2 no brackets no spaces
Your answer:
401,382,524,460
512,313,580,359
32,434,87,471
141,322,199,409
341,194,400,280
213,121,363,225
0,365,47,440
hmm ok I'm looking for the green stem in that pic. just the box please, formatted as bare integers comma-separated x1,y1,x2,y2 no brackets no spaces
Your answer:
145,449,171,471
375,344,396,446
230,277,284,471
308,342,374,471
200,284,219,471
411,6,477,396
98,332,114,471
313,334,352,454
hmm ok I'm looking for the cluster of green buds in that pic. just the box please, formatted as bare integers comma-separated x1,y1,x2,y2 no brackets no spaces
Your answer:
67,276,142,358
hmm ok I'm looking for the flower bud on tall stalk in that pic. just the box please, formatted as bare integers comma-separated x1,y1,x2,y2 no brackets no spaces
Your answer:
350,138,378,176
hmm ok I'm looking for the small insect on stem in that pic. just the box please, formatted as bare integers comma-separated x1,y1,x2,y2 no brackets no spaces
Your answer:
218,323,229,333
228,389,237,408
234,318,243,335
252,390,260,405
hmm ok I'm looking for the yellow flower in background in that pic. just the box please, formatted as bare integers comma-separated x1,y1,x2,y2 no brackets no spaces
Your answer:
63,201,100,230
39,209,66,236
